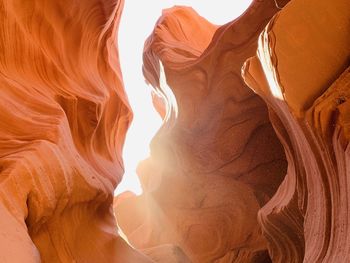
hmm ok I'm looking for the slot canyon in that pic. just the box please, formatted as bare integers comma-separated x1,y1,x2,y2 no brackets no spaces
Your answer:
0,0,349,262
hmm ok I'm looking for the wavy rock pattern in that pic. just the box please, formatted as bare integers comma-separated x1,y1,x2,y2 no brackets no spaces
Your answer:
3,0,348,262
115,1,289,262
243,0,350,262
0,0,152,262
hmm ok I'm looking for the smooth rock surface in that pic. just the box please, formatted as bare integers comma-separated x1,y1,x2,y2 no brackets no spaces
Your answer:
243,0,350,262
2,0,349,262
115,1,289,262
0,0,152,262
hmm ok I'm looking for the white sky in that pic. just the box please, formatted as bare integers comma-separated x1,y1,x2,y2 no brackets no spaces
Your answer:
117,0,252,195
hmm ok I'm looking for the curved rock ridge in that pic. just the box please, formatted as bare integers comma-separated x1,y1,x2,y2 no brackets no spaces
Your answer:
242,0,350,262
115,1,289,262
0,0,152,262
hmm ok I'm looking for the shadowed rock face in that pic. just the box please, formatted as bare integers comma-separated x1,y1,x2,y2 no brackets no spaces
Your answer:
0,0,152,262
115,1,289,262
1,0,348,262
243,0,350,262
115,0,350,262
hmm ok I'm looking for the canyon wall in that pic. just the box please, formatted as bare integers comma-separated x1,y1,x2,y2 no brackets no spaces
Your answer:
1,0,349,262
243,0,350,262
0,0,151,262
115,1,289,262
115,0,350,262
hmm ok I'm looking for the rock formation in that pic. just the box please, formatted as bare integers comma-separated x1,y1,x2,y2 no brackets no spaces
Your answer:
1,0,349,262
115,1,290,262
243,0,350,262
115,0,350,262
0,0,151,262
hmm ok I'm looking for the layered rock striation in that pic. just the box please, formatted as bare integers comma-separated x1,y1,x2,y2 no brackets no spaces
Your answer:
243,0,350,262
115,1,290,262
1,0,349,262
116,0,350,262
0,0,151,262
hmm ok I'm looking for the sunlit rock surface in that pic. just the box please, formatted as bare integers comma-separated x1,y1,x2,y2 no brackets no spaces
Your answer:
243,0,350,262
0,0,152,262
115,1,289,262
2,0,349,261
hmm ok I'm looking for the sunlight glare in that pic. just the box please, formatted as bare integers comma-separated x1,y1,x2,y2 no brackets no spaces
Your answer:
117,0,253,195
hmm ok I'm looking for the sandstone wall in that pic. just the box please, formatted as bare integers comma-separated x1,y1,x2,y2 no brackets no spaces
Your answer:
0,0,151,262
115,1,289,262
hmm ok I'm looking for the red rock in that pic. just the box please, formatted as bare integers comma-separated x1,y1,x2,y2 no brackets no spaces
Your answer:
2,0,349,261
243,0,350,262
115,1,289,262
0,0,151,262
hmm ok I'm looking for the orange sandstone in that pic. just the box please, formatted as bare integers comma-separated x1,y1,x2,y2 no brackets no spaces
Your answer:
1,0,349,262
0,0,151,262
116,0,350,261
115,1,289,262
243,0,350,262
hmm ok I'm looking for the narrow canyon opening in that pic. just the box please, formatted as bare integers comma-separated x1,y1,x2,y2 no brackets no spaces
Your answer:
114,1,289,262
1,0,348,262
117,0,253,194
1,0,349,262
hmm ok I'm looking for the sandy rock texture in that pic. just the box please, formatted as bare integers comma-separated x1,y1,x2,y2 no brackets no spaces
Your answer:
115,1,290,262
115,0,350,262
243,0,350,262
0,0,152,262
1,0,349,262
